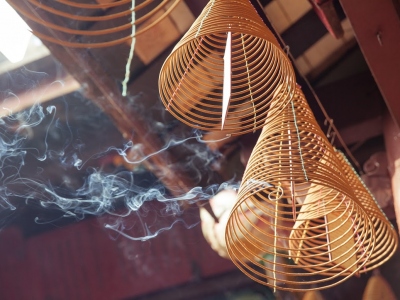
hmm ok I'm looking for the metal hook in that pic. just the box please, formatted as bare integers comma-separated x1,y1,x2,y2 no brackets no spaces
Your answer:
324,118,334,138
284,45,290,56
330,131,336,145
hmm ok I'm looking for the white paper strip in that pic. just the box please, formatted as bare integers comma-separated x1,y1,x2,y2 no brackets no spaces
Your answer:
221,31,231,130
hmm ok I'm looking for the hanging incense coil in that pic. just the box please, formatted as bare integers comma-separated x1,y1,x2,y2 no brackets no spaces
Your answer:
289,182,373,276
335,149,398,272
158,0,296,136
7,0,182,48
225,86,376,291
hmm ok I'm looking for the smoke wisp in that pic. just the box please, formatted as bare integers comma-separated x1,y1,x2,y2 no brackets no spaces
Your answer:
0,84,239,240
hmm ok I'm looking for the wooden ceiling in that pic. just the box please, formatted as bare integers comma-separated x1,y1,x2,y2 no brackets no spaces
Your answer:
2,0,390,185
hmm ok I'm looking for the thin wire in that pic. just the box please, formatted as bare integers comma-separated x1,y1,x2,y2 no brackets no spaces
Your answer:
259,4,362,171
195,0,215,38
241,34,257,132
300,71,361,171
273,197,278,293
291,101,308,181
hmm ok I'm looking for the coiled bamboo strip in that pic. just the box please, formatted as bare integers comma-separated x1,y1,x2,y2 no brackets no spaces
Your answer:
335,149,398,272
7,0,182,48
225,86,375,291
158,0,296,135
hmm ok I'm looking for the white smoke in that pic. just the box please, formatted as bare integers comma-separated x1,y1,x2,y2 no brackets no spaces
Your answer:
0,86,240,240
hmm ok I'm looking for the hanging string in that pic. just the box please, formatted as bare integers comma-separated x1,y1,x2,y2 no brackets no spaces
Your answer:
249,0,361,172
195,0,215,38
273,198,278,293
295,66,362,171
291,101,308,181
122,0,136,97
241,34,257,132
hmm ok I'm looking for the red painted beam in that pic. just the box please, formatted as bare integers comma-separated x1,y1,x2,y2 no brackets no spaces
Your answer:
309,0,344,38
339,0,400,127
384,113,400,233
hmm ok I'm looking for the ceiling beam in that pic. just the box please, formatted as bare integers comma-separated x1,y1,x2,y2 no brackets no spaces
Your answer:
0,75,80,118
312,72,386,128
9,0,206,196
339,0,400,127
338,116,383,145
308,0,344,39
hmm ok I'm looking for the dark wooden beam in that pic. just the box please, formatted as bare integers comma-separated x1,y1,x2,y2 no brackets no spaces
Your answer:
308,0,344,39
10,0,205,197
339,0,400,127
338,116,383,145
0,75,79,117
281,9,345,58
312,72,386,129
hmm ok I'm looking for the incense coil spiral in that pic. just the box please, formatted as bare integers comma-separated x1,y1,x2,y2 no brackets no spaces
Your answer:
225,86,376,291
158,0,296,136
289,183,374,277
7,0,182,48
335,149,398,272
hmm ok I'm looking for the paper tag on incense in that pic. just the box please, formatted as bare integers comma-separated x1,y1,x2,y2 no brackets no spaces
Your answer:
221,31,231,130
